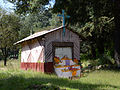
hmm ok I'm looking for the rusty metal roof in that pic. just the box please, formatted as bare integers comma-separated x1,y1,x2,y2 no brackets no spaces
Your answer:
15,26,64,44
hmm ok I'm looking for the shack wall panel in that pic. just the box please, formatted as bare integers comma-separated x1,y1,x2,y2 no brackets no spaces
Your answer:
21,39,44,63
45,28,80,62
21,62,45,72
21,42,31,62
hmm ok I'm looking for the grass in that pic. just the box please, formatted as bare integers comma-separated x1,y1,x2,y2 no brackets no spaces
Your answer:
0,59,120,90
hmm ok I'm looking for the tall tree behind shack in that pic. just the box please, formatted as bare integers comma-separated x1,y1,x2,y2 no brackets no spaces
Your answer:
0,8,20,66
113,0,120,68
53,0,114,59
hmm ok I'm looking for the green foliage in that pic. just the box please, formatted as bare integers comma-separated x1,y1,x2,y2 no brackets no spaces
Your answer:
49,13,62,27
0,51,2,60
19,9,57,38
0,8,20,65
76,3,114,60
7,0,49,14
18,49,21,61
0,13,20,48
97,55,115,65
51,0,114,60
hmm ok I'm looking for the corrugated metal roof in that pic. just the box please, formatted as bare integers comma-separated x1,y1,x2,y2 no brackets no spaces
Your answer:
15,26,64,44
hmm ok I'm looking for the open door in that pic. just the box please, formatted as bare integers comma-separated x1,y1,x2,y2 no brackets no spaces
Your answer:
53,42,80,78
55,47,72,60
53,46,81,78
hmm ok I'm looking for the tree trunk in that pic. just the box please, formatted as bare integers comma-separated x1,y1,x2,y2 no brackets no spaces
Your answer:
1,47,7,66
4,55,7,66
114,30,120,68
97,38,104,55
113,0,120,68
91,44,96,58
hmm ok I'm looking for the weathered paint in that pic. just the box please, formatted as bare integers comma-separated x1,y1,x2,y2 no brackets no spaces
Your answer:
21,62,44,72
20,27,80,73
15,26,64,44
21,38,44,63
45,28,80,62
54,56,81,78
21,62,53,73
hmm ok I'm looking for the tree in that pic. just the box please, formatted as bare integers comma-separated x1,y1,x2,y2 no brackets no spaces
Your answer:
0,9,20,66
113,0,120,68
7,0,49,15
19,9,53,39
53,0,114,57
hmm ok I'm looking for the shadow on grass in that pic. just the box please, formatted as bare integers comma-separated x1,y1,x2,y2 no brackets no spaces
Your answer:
102,68,120,72
0,74,120,90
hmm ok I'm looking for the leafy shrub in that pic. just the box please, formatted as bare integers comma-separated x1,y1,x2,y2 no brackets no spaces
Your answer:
98,55,115,65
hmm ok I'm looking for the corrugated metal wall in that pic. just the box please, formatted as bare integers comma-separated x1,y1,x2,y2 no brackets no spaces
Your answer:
45,28,80,62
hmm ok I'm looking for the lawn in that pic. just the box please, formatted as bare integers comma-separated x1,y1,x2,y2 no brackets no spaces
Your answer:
0,59,120,90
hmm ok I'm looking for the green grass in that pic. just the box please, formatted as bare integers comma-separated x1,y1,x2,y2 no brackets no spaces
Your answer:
0,60,120,90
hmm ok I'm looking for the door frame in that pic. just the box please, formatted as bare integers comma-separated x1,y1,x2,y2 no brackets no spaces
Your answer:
52,42,74,65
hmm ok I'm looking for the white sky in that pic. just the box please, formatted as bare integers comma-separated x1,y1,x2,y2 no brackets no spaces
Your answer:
0,0,14,12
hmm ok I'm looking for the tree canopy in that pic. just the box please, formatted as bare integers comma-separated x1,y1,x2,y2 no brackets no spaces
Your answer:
8,0,49,14
0,8,20,65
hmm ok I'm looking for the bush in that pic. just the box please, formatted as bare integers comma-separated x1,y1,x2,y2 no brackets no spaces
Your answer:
98,55,115,65
18,49,21,61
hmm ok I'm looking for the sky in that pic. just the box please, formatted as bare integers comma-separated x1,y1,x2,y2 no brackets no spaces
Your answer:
47,0,55,8
0,0,14,12
0,0,55,12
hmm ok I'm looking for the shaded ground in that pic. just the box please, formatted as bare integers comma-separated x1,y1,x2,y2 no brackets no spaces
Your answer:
0,60,120,90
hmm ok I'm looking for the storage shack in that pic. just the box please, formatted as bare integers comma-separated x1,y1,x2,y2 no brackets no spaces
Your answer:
15,26,81,77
